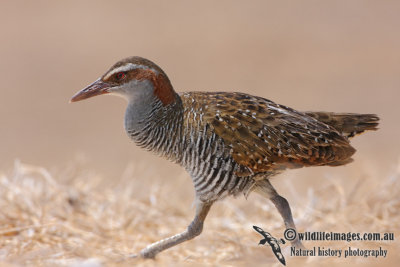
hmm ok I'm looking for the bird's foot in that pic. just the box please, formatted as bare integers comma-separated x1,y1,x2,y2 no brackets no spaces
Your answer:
140,248,157,259
128,250,157,260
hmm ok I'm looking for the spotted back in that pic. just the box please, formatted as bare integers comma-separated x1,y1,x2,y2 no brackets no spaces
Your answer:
181,92,355,176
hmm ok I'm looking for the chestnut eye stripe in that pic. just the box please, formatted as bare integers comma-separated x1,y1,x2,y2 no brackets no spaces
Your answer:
103,63,159,81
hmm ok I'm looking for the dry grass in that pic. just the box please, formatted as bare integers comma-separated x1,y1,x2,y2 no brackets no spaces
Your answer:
0,159,399,267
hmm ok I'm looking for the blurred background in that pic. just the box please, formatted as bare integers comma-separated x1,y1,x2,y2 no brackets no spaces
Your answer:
1,0,399,177
0,0,399,265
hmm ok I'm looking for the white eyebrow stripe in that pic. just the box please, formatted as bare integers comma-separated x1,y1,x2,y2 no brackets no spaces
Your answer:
103,63,138,80
103,63,158,80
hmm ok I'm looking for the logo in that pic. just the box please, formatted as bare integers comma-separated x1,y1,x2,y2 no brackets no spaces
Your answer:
253,226,287,266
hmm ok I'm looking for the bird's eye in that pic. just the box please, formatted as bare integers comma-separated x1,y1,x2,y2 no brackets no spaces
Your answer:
116,72,126,80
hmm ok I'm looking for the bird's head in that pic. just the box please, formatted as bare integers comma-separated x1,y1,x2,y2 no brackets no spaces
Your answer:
70,56,176,105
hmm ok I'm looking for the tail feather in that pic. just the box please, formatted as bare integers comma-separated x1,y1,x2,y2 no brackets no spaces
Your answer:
305,112,379,139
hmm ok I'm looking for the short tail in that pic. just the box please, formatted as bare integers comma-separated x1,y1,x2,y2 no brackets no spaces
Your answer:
305,112,379,139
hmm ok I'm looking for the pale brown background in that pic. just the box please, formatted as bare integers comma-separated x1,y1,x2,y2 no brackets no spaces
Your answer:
0,1,399,265
1,0,399,176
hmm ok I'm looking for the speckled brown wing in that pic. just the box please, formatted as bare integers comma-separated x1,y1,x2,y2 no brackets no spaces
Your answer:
182,92,355,176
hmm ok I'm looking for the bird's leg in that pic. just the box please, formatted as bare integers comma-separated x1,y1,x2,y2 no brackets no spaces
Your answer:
270,194,305,248
253,179,304,248
140,200,213,259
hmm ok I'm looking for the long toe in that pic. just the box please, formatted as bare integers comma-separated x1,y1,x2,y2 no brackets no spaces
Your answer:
140,248,157,259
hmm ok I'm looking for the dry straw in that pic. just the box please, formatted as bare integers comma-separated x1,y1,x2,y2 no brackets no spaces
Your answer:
0,159,399,266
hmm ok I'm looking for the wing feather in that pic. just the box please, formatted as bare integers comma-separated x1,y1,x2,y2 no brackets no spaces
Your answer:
182,92,355,176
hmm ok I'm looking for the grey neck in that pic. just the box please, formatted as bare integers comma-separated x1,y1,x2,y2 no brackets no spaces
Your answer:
124,88,184,163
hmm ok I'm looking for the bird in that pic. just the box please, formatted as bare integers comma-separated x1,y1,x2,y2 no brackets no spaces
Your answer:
70,56,379,259
253,226,286,265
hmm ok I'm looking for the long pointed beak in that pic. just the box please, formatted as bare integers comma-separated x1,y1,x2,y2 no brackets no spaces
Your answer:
70,78,111,103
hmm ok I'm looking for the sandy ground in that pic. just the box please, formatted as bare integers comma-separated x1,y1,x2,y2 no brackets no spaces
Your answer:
0,1,399,266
